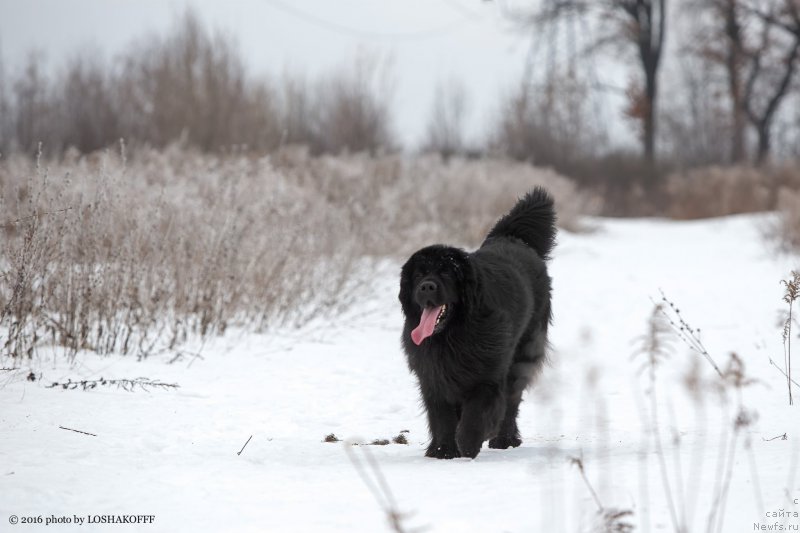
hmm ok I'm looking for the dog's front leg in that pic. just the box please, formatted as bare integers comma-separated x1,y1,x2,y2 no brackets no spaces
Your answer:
456,383,505,459
422,391,460,459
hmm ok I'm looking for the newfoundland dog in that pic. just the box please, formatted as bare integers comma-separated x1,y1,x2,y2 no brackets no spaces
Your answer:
399,188,556,459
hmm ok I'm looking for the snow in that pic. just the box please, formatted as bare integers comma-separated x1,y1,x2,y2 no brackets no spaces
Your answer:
2,214,799,532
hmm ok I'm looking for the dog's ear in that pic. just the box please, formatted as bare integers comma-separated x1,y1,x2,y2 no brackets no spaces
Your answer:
398,259,416,318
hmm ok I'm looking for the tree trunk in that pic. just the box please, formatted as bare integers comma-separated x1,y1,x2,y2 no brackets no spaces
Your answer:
643,65,657,167
724,0,745,162
731,92,746,162
633,0,665,175
756,122,770,165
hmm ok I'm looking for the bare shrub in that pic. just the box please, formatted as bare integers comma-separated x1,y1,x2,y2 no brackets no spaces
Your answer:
491,74,605,168
0,146,362,359
0,147,593,360
381,156,594,247
664,166,771,219
271,149,597,257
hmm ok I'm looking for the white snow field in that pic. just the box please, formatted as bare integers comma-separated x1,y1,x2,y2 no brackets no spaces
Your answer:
2,214,799,533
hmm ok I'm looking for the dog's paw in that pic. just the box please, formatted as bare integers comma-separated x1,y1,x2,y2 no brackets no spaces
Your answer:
488,434,522,449
425,443,460,459
456,428,483,459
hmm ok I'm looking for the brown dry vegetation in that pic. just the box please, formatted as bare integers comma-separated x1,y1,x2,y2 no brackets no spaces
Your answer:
0,146,592,359
774,189,800,251
662,165,800,249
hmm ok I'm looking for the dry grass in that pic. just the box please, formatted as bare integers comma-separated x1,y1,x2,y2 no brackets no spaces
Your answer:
0,146,592,360
663,164,800,220
635,295,764,533
665,165,800,254
780,271,800,405
774,189,800,251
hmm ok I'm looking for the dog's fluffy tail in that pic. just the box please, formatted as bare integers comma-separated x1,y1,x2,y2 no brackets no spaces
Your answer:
485,187,557,259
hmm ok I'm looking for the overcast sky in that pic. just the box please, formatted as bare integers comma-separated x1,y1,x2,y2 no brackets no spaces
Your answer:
0,0,633,149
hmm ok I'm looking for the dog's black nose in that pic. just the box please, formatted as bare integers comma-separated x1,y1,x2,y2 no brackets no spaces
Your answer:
419,280,437,294
415,280,439,307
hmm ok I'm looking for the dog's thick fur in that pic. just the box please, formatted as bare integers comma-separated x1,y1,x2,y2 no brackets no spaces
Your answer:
398,188,556,459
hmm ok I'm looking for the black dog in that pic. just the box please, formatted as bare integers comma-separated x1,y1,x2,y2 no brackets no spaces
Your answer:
399,188,556,459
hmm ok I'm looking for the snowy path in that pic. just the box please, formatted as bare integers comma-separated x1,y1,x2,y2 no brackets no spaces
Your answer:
2,215,799,532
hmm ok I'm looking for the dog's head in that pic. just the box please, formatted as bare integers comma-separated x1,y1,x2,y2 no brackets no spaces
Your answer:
399,245,475,346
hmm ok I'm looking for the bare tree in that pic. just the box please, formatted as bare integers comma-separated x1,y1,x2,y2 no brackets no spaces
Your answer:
493,71,603,168
280,72,319,148
685,0,800,165
314,51,396,155
116,9,282,152
620,0,667,168
687,0,748,162
422,77,469,161
0,51,11,154
1,8,400,157
57,53,120,153
12,52,60,154
525,0,666,172
658,55,731,166
724,0,748,162
741,0,800,164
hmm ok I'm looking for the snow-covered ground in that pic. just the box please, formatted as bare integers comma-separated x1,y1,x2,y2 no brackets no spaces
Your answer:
2,214,799,532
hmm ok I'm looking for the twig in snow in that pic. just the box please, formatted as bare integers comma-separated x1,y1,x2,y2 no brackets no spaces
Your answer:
568,455,603,511
46,377,179,392
568,455,634,533
762,433,788,442
59,425,97,437
237,435,253,456
167,349,205,366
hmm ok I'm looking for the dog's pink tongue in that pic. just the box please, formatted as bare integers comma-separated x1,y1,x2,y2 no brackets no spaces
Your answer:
411,306,442,346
